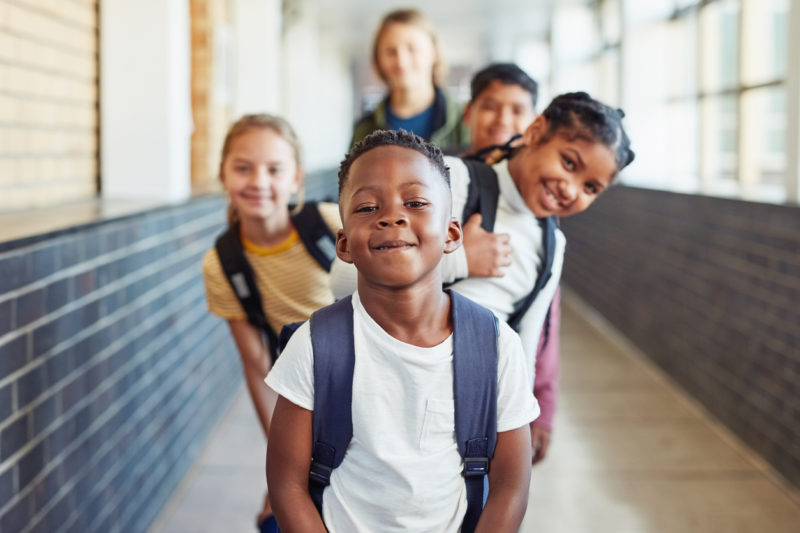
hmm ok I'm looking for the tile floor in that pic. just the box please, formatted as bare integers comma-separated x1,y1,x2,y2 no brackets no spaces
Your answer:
149,291,800,533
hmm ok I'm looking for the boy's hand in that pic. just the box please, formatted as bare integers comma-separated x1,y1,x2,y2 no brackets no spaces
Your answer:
530,423,551,465
463,214,511,277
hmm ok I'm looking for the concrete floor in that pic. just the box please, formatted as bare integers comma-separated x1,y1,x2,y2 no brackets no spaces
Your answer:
150,291,800,533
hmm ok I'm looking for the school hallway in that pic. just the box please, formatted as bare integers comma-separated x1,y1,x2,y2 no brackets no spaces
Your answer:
148,290,800,533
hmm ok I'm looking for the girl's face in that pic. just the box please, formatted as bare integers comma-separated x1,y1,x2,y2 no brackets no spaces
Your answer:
375,22,437,92
221,128,301,222
509,116,617,218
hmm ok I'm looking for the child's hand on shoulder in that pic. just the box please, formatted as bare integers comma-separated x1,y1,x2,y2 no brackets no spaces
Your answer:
463,213,511,278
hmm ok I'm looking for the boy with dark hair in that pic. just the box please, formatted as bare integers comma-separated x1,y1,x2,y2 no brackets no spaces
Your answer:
266,129,538,532
463,62,538,157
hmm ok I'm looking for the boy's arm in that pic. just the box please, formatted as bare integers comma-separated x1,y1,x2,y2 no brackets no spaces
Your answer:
266,395,327,533
475,425,533,533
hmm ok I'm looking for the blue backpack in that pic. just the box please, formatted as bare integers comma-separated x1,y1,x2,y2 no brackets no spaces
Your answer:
460,157,557,338
214,202,337,361
280,289,498,533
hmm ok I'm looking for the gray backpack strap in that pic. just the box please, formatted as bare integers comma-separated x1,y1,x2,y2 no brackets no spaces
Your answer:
290,202,337,272
307,296,355,515
449,289,498,533
214,223,277,360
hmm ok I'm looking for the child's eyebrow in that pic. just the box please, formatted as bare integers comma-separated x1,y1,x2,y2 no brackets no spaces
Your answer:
351,181,429,196
565,148,585,169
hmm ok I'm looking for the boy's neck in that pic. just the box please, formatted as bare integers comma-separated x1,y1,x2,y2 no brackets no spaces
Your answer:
389,84,436,118
239,210,293,248
357,276,452,348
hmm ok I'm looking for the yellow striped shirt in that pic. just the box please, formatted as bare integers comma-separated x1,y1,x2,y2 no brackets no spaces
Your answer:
202,202,341,334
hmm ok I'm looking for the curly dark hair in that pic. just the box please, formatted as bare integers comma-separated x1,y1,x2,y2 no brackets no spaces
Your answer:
539,92,635,176
338,129,450,197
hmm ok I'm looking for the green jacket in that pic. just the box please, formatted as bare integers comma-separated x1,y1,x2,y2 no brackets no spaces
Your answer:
350,88,470,152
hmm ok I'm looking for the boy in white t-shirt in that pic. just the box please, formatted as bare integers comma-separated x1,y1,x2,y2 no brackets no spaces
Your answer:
265,130,538,532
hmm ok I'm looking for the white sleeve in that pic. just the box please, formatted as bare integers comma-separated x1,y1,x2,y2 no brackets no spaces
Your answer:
330,258,359,300
265,321,315,410
516,228,566,389
496,321,540,432
441,156,471,283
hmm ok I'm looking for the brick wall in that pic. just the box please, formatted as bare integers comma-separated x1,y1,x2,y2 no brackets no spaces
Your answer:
0,196,242,532
560,186,800,488
190,0,231,192
0,0,99,212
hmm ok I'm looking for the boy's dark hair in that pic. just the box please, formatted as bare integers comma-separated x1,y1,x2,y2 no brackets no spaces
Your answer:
338,129,450,196
539,92,635,175
470,63,538,108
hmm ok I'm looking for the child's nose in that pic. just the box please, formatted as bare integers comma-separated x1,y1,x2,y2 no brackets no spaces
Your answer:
253,166,269,184
378,210,408,227
558,180,577,201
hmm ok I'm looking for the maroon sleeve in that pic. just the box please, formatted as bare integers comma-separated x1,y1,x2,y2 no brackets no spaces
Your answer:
533,288,561,429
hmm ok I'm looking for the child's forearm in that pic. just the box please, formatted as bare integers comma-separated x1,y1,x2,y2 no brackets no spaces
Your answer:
475,426,532,532
228,320,276,437
269,486,327,533
476,488,529,532
244,368,277,437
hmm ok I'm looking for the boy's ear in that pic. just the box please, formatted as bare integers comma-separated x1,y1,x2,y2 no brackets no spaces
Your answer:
462,101,474,123
336,229,354,264
522,115,548,146
443,218,463,254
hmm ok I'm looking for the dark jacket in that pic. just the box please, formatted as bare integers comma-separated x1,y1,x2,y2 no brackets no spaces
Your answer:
350,88,470,152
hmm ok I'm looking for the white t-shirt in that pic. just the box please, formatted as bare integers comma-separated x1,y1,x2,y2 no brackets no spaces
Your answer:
443,157,565,385
266,292,538,533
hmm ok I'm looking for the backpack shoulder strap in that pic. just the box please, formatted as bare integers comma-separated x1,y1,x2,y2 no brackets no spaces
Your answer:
307,296,355,515
214,223,278,358
449,289,498,533
291,202,337,272
507,216,557,332
460,159,500,233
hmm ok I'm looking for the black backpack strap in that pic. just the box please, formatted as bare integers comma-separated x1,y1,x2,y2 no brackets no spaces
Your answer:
214,223,278,360
307,296,355,515
290,202,337,272
507,216,557,332
461,159,500,233
465,133,521,163
449,290,498,533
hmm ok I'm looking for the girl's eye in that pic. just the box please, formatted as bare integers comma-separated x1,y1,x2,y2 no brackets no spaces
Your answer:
235,166,250,173
584,182,599,195
269,166,283,175
562,155,576,170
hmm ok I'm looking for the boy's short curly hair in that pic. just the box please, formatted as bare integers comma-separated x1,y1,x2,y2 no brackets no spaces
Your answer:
338,129,450,197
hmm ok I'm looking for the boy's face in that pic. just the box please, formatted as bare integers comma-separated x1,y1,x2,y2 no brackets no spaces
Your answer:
464,80,537,153
510,116,617,218
337,146,461,290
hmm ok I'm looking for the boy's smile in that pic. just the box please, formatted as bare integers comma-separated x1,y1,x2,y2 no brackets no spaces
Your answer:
337,145,461,289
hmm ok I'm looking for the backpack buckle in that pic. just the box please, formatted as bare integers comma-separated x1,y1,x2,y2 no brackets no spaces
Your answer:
309,460,333,485
463,456,489,478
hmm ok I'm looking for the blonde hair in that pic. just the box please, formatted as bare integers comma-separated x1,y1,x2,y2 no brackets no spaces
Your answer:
219,114,305,225
371,8,446,87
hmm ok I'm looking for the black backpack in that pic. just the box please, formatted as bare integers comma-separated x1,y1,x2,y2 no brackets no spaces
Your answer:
458,158,557,334
281,289,498,533
214,202,336,360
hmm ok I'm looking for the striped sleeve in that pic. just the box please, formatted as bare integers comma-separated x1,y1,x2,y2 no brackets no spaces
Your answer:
201,248,247,321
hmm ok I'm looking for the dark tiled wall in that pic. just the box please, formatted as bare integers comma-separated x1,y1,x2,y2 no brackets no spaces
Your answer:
560,186,800,488
0,196,241,532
